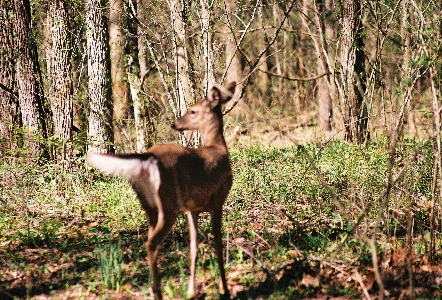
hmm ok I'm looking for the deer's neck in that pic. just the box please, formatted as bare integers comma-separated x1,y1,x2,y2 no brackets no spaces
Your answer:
201,121,227,149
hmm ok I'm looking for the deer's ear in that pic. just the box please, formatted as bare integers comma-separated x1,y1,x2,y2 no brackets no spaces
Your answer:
207,86,221,103
207,81,237,108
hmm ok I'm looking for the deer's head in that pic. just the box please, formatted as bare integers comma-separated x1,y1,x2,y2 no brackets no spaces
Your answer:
172,82,236,132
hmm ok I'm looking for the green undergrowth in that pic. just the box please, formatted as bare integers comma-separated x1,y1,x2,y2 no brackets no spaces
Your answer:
1,139,441,299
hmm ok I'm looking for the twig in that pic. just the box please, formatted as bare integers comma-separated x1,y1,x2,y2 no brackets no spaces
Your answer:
223,49,282,115
367,239,384,298
321,260,349,275
249,229,272,249
353,269,372,300
234,243,274,279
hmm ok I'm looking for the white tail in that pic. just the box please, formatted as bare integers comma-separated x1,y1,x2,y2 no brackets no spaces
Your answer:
86,154,152,179
86,82,236,299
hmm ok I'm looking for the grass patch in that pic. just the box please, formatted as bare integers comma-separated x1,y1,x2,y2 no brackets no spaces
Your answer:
1,140,441,299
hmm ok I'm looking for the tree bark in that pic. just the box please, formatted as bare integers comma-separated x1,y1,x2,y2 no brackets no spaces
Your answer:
256,5,270,106
318,0,334,131
168,0,196,146
134,0,155,150
402,3,415,138
225,0,243,99
86,0,114,153
303,0,334,132
200,0,215,94
338,0,367,142
127,69,146,152
13,0,47,160
109,0,129,149
0,0,19,156
169,0,194,112
47,0,73,159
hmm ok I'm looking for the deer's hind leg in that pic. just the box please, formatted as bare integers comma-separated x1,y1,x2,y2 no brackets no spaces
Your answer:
210,200,230,299
139,158,178,299
146,207,177,300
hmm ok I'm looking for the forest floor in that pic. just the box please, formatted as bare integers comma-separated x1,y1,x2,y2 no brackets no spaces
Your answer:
1,112,442,299
1,214,441,299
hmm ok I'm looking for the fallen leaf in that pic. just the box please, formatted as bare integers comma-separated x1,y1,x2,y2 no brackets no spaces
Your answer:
392,248,415,267
420,264,430,272
287,249,299,259
228,270,242,282
301,273,320,288
381,255,391,269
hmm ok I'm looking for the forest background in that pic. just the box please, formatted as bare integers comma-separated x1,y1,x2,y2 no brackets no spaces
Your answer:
1,0,442,299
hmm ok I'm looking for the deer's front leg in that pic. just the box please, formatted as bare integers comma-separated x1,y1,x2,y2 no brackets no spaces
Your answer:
187,211,199,299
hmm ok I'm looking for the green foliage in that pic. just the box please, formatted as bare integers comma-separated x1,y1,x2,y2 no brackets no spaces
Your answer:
327,284,359,298
96,237,124,290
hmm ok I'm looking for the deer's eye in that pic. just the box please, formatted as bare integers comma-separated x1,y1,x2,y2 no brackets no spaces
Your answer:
190,110,196,114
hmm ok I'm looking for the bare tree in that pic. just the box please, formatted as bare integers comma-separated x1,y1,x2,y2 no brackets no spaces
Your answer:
337,0,367,142
127,0,296,149
199,0,215,92
168,0,196,146
47,0,73,160
130,0,199,147
301,0,334,132
0,0,19,156
402,3,415,138
86,0,114,153
13,0,47,160
224,0,244,103
132,0,151,152
109,0,129,149
123,0,155,152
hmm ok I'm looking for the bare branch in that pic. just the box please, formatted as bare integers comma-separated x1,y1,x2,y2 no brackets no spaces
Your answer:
224,0,297,114
258,68,332,82
220,0,261,83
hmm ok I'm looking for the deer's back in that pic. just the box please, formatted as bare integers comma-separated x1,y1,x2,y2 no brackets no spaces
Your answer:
133,144,232,212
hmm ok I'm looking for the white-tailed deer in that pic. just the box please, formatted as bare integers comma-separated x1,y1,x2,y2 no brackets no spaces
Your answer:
86,82,236,299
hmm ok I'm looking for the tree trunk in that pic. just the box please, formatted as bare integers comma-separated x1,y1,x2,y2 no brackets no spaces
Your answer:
47,0,73,160
307,0,334,131
338,0,367,142
256,5,270,106
293,29,306,113
317,72,333,131
86,0,114,153
224,0,243,103
127,70,146,153
169,0,194,112
200,0,215,94
109,0,129,149
318,0,334,132
402,3,415,139
13,0,47,160
135,0,155,150
0,0,19,156
168,0,196,146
